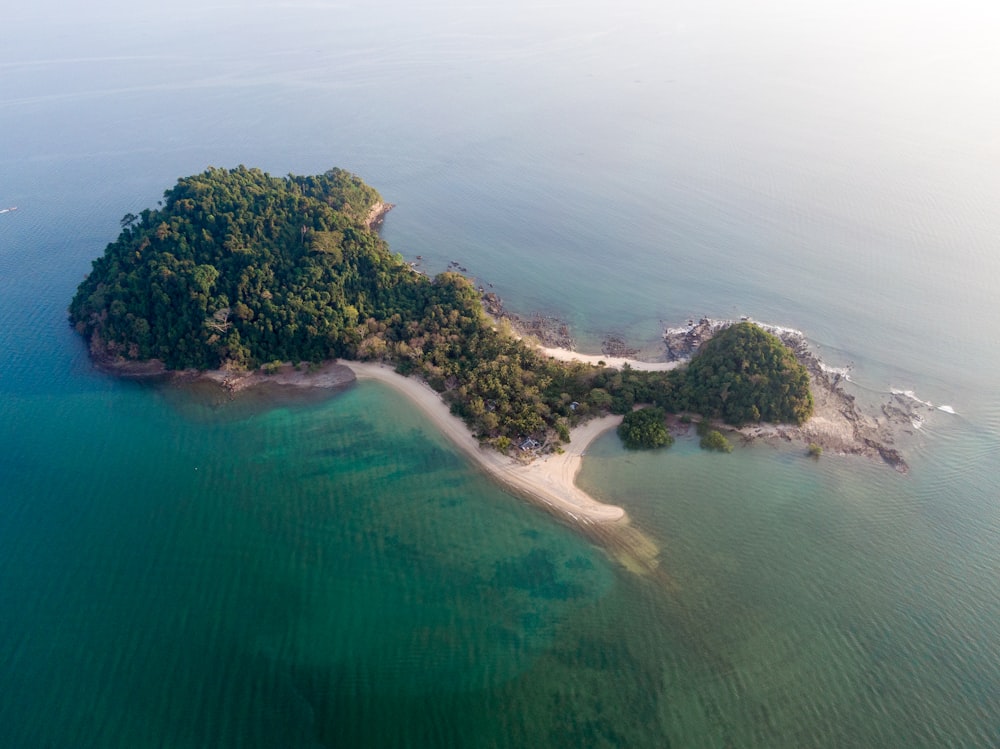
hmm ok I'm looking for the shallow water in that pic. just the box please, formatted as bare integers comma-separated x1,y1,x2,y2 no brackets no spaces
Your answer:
2,1,999,746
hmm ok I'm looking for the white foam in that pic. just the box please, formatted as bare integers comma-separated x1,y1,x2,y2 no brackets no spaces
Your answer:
760,323,805,339
890,389,957,416
732,317,806,340
667,317,805,341
819,363,851,377
891,388,935,409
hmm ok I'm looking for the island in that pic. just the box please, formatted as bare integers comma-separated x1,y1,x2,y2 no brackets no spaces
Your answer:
69,166,899,572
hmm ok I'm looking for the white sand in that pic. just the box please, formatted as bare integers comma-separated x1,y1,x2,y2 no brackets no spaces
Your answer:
539,346,681,372
344,362,628,523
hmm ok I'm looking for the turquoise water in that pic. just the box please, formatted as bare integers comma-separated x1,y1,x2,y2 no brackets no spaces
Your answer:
2,1,1000,746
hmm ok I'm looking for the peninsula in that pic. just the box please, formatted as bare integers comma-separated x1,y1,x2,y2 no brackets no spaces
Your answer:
68,165,864,569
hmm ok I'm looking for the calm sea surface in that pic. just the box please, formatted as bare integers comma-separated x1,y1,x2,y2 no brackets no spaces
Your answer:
2,2,999,746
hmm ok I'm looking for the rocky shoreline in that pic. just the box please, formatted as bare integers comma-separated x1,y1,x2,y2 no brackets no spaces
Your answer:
92,351,357,395
192,361,357,393
733,357,909,473
665,318,910,472
364,201,394,231
480,292,576,349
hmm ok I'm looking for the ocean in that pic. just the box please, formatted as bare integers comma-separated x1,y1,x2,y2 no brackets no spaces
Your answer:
2,1,999,746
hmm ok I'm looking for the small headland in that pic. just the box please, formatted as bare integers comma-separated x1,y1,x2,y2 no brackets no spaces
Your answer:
665,318,909,472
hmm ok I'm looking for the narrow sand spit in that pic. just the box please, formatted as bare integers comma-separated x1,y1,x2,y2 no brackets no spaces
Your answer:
178,360,644,530
341,363,664,575
345,362,628,523
104,355,669,576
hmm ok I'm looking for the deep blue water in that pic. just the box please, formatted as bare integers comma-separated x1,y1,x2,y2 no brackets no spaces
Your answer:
2,1,999,746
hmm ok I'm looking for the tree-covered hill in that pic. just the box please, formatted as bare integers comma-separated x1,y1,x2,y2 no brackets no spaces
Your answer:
70,166,411,369
681,322,814,425
70,166,812,448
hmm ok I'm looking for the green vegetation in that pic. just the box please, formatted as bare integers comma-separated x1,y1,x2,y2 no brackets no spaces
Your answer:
695,419,733,453
699,429,733,453
618,407,673,450
71,166,392,370
808,442,823,458
71,166,814,453
682,322,813,425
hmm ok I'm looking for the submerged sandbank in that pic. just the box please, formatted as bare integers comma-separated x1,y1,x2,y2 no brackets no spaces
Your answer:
168,358,665,572
105,356,641,528
345,363,666,576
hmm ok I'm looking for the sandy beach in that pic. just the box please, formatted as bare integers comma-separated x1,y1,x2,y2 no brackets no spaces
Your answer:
110,355,640,527
345,361,628,524
539,345,681,372
162,358,660,572
346,361,666,576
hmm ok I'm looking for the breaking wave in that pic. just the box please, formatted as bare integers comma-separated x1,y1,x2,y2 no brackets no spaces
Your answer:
819,362,852,382
891,388,958,416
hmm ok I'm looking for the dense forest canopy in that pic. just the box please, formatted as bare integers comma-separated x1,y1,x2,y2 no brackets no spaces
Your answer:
682,322,814,425
71,166,813,449
71,166,408,369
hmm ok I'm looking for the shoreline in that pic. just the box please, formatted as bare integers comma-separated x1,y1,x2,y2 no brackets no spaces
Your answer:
154,356,664,574
129,357,637,525
663,317,910,471
344,362,664,575
98,330,909,478
539,345,680,372
89,326,909,573
194,361,356,392
91,356,636,527
729,364,909,472
364,201,394,230
345,361,629,524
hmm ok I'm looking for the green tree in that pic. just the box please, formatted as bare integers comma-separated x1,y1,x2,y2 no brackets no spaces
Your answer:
699,429,733,453
618,407,673,450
